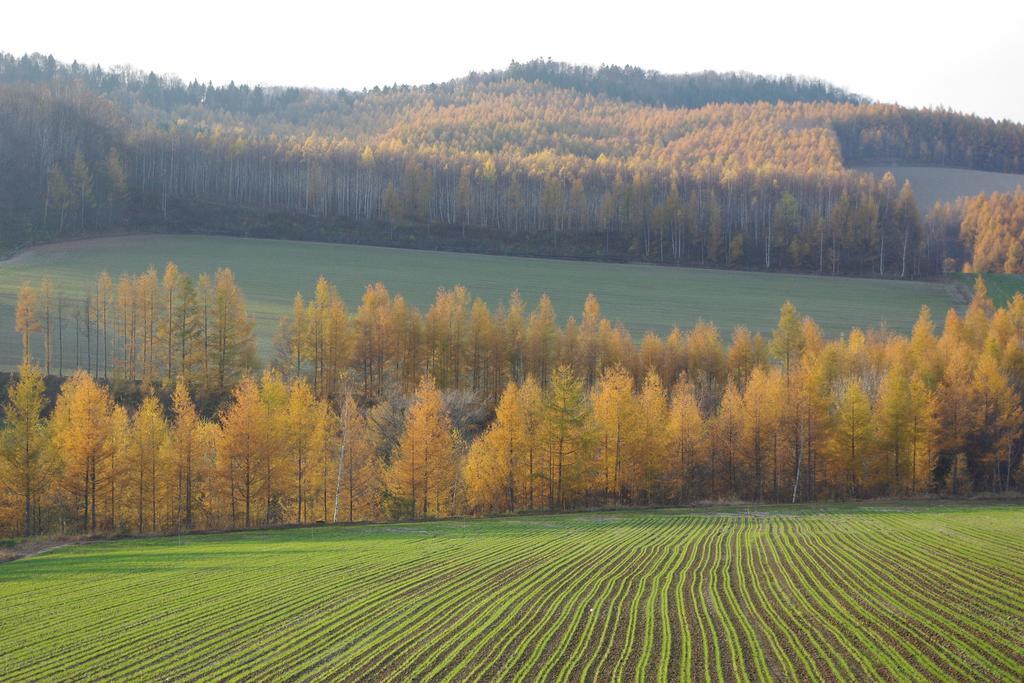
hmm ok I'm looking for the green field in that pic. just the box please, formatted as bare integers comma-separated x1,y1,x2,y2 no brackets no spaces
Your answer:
0,235,965,366
854,164,1024,210
951,272,1024,308
0,503,1021,680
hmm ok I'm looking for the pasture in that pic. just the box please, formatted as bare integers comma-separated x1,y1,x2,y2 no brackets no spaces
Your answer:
0,502,1021,680
950,272,1024,308
853,164,1024,210
0,234,964,366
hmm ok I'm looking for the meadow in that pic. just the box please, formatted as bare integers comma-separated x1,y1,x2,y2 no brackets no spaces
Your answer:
0,234,967,366
853,165,1024,210
0,502,1021,680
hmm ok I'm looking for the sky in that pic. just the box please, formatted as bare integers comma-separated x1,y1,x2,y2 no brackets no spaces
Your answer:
4,0,1023,122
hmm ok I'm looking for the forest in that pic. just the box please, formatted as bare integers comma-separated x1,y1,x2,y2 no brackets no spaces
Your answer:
3,53,1024,275
1,264,1021,536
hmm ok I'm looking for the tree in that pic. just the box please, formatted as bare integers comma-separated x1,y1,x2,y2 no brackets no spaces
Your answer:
739,367,781,501
770,301,804,375
465,380,538,513
667,377,703,503
72,147,93,232
284,378,317,524
161,262,181,384
526,295,558,384
212,268,256,391
389,376,456,518
333,396,378,522
874,365,912,494
971,355,1022,491
831,380,873,498
15,282,40,365
634,371,669,502
51,372,117,533
46,165,71,233
907,375,939,493
540,365,593,510
0,364,53,535
169,379,201,529
218,376,264,528
592,366,638,503
128,396,167,533
105,147,128,226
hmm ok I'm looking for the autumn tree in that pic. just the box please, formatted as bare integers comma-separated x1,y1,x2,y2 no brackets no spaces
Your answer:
169,379,202,529
51,372,118,533
15,282,40,365
541,365,593,510
218,376,264,528
389,376,456,518
127,396,168,532
831,380,873,498
0,364,54,535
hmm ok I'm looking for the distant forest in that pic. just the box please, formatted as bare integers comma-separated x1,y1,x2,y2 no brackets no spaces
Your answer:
3,54,1024,276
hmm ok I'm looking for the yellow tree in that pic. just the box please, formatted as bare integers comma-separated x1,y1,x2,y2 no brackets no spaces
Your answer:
15,282,40,365
937,344,976,494
161,262,181,384
258,370,289,525
128,396,167,533
591,366,638,503
715,382,744,498
739,367,779,501
464,379,534,513
39,278,55,376
518,375,544,509
51,371,117,533
0,364,54,535
169,379,201,529
333,396,379,522
218,376,264,528
354,283,394,397
666,377,704,503
390,376,456,518
830,379,873,498
525,295,558,384
972,355,1022,492
907,375,939,493
212,268,256,392
874,364,912,494
634,370,669,502
770,301,804,376
105,405,130,531
284,378,317,523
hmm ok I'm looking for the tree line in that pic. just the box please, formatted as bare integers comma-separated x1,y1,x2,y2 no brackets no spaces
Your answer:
945,189,1024,273
2,269,1023,536
4,53,1024,275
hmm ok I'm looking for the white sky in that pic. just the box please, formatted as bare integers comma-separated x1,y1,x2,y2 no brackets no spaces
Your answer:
4,0,1023,122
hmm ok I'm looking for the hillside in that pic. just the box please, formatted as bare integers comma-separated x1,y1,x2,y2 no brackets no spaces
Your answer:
2,54,1024,278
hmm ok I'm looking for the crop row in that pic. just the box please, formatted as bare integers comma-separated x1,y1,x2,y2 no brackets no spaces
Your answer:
0,504,1021,681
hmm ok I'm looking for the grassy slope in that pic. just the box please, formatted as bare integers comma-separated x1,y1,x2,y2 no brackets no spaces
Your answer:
853,164,1024,209
0,502,1021,680
950,272,1024,308
0,234,959,366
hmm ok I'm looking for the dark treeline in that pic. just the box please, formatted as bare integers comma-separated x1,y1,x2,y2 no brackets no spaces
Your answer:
485,59,864,109
1,53,1022,277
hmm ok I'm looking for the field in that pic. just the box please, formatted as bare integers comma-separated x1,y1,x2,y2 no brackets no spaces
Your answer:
853,164,1024,209
950,272,1024,308
0,234,965,366
0,502,1021,680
